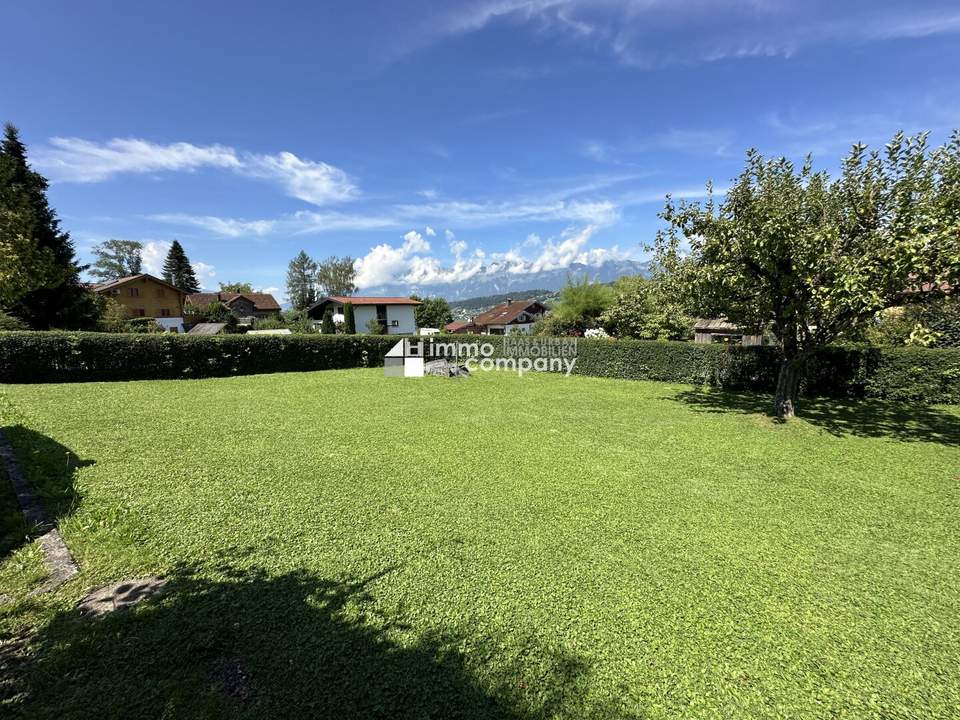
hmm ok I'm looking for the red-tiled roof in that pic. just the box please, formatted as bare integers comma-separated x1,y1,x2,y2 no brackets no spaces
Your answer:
185,292,281,311
445,321,475,332
322,296,421,306
472,300,547,327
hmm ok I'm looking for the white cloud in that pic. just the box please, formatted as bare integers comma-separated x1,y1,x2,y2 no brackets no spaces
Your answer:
425,225,436,237
35,138,240,183
449,238,468,257
241,151,356,206
352,224,625,289
141,240,172,276
36,138,355,206
402,230,430,253
444,228,456,241
192,262,217,288
259,286,280,295
529,225,596,272
353,230,427,289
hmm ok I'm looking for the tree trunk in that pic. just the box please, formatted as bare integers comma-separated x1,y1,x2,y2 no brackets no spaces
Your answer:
774,359,801,421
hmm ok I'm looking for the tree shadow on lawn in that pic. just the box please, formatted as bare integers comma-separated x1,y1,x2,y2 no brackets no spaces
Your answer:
673,389,960,446
0,426,89,559
7,558,629,720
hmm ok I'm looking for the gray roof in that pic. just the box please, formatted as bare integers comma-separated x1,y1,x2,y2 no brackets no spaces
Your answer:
694,318,742,332
187,322,227,335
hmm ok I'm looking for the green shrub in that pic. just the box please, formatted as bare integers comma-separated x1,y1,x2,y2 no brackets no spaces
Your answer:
0,312,29,331
1,332,958,404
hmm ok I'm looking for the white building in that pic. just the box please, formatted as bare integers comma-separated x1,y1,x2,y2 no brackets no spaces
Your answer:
307,296,420,334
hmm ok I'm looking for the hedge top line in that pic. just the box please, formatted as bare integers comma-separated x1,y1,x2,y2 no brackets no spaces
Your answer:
0,331,958,405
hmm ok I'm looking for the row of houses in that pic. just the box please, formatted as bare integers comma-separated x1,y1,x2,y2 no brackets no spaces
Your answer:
90,274,555,337
90,274,425,335
90,273,769,344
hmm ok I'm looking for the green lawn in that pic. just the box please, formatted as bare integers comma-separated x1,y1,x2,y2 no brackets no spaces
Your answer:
1,369,959,719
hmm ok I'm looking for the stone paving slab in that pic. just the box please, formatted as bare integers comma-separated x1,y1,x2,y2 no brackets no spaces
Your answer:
0,429,79,593
77,576,167,617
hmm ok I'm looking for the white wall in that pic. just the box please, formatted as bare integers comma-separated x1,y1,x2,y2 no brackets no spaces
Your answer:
350,304,417,334
155,317,185,333
484,323,534,335
387,305,417,334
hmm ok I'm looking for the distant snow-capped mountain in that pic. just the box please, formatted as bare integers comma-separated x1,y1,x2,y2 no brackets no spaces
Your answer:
363,259,651,300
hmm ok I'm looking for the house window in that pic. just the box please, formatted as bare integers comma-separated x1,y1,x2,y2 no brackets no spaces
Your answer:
135,308,145,317
160,308,171,317
390,320,399,327
129,287,140,297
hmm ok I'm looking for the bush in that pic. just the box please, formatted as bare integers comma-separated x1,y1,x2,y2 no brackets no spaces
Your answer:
1,332,957,404
365,318,386,335
0,311,29,331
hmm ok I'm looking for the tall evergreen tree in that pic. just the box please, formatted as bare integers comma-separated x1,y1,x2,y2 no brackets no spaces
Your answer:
286,250,318,310
89,239,143,280
320,308,335,334
343,302,356,334
1,123,99,328
161,240,200,293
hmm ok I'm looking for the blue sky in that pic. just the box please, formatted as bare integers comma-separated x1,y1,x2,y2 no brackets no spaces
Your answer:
4,1,959,296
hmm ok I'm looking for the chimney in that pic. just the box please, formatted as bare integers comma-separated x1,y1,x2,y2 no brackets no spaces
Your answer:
506,297,513,305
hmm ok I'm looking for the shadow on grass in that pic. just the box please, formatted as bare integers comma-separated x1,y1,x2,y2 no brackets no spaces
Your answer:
6,558,628,720
674,389,960,446
0,426,90,559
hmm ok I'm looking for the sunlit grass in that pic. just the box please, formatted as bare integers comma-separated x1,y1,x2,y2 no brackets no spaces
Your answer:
1,369,959,719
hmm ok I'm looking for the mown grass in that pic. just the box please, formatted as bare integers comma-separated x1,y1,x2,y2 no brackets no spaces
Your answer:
1,369,959,719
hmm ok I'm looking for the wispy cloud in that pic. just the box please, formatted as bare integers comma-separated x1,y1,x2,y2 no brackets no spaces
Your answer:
418,1,960,69
147,214,277,238
393,197,621,227
35,138,240,182
35,137,356,206
460,108,528,125
580,129,736,163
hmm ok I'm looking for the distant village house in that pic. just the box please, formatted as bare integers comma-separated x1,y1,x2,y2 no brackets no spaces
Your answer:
306,296,420,334
468,298,548,335
91,274,187,332
185,292,282,321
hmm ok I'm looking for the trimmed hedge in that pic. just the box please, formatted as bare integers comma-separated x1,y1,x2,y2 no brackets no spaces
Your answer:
0,332,400,383
1,331,959,404
570,339,960,404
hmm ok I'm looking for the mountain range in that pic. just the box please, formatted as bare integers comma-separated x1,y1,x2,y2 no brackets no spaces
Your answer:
363,259,651,300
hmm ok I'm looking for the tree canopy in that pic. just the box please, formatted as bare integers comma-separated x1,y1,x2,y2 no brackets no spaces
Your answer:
89,239,142,280
219,281,255,293
412,296,453,329
534,275,613,336
286,250,317,310
600,275,693,340
654,131,960,418
316,255,356,296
